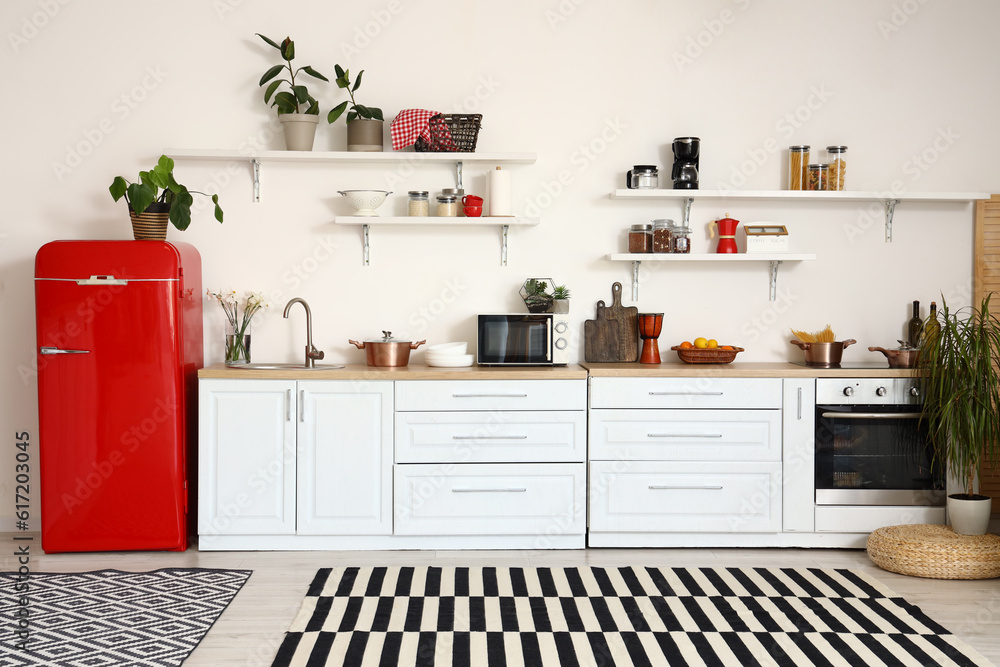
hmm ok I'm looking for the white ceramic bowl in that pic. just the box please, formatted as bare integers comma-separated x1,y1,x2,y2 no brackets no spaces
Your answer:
426,353,474,368
338,190,391,216
427,342,468,355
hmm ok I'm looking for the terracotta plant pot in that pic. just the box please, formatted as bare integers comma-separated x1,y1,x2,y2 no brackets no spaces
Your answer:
279,113,320,151
129,202,170,240
347,119,383,152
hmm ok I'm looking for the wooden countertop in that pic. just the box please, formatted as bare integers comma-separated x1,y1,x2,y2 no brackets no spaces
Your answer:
581,361,918,378
198,363,589,380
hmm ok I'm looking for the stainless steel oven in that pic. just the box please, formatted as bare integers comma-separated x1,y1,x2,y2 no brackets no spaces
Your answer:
814,378,944,506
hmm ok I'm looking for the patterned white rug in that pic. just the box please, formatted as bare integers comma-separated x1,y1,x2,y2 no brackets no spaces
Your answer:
0,567,251,666
272,566,991,666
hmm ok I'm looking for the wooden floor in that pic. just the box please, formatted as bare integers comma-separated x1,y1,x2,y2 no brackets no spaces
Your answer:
5,537,999,666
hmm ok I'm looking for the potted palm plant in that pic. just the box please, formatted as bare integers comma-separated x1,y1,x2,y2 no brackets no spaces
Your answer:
327,64,384,152
256,33,328,151
919,295,1000,535
109,155,223,239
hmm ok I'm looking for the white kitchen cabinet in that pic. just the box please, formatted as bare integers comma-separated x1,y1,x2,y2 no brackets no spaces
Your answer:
296,381,393,535
198,379,297,539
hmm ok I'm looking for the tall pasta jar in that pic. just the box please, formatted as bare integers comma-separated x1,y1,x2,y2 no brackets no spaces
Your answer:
826,146,847,191
788,145,810,190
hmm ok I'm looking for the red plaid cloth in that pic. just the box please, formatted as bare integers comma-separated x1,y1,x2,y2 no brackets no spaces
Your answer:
390,109,440,150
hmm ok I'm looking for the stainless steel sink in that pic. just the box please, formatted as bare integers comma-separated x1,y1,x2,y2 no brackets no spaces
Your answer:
228,363,345,370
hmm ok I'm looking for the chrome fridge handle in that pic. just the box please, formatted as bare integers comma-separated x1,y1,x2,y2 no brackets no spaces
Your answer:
39,347,90,355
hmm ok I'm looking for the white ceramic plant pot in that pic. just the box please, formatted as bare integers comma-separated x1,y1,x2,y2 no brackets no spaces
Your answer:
947,494,992,535
279,113,320,151
347,119,383,152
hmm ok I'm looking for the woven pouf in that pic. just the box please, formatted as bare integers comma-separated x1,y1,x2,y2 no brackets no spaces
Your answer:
867,524,1000,579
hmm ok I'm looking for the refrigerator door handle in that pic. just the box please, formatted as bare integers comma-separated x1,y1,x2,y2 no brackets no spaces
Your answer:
39,346,90,355
76,275,128,285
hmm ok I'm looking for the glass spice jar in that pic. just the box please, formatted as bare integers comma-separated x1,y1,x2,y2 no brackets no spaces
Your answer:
652,219,674,253
408,191,429,216
436,194,458,217
788,145,810,190
826,145,847,191
672,224,692,253
807,163,828,191
629,223,653,253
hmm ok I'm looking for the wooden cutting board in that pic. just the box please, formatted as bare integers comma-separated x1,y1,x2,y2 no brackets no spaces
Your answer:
584,282,639,362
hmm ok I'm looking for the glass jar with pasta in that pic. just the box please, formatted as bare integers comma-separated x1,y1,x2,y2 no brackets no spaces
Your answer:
788,145,810,190
807,163,828,191
826,146,847,191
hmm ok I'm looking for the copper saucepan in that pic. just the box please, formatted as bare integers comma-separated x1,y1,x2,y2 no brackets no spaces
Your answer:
349,331,426,367
868,341,920,369
790,339,857,367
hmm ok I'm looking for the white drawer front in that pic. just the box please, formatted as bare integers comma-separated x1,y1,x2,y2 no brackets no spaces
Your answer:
396,412,586,463
395,380,586,412
589,461,781,533
589,377,781,409
394,463,585,536
589,409,780,462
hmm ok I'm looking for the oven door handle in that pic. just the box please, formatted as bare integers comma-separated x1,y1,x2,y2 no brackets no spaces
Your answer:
820,412,922,420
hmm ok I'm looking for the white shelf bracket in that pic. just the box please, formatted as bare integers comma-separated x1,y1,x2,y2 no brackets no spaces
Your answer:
631,261,641,301
883,199,899,242
456,161,464,190
501,224,509,266
363,224,371,266
683,197,694,227
768,260,783,301
251,159,261,203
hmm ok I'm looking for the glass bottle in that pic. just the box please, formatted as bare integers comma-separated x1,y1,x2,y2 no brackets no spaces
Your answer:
788,146,810,190
826,146,847,191
924,302,941,346
906,300,922,346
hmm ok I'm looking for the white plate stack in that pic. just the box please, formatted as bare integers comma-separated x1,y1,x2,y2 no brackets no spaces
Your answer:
424,342,474,367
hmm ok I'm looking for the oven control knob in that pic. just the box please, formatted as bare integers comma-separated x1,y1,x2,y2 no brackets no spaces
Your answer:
910,386,920,398
843,387,854,397
876,387,887,396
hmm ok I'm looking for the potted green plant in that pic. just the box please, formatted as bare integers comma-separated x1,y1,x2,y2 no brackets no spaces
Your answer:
519,278,553,314
552,284,571,314
327,64,384,152
256,33,328,151
919,295,1000,535
109,155,223,240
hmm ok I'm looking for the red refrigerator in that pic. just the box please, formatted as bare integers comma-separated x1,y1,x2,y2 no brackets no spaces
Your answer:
34,241,203,553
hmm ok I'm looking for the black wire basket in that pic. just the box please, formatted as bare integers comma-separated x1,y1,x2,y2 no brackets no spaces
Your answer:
414,114,482,152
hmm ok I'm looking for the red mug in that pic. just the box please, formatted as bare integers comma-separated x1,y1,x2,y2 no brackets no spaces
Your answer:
464,206,483,217
462,195,484,207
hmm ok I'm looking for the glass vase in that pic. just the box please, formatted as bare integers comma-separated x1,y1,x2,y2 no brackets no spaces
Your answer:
225,321,251,365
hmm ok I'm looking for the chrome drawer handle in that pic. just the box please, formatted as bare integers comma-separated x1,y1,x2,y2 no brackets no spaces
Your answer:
648,391,723,396
40,346,90,355
820,412,921,420
452,435,529,440
451,488,527,493
649,485,724,491
452,393,529,398
647,433,723,438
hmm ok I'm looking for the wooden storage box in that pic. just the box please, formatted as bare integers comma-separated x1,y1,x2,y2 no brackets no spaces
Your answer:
744,224,789,253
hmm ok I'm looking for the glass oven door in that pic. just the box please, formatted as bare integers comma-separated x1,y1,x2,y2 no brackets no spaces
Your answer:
477,315,552,365
815,404,945,506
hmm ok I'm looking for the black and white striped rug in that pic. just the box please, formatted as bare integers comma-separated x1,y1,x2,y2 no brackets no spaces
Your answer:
0,567,251,666
272,566,990,666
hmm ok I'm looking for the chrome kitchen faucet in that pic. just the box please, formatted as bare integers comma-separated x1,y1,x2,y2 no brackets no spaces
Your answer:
283,298,325,368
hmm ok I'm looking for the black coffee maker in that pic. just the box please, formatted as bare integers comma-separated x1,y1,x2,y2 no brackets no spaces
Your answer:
671,137,700,189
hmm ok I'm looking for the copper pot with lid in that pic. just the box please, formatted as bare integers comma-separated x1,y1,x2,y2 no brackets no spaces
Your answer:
349,331,426,367
868,340,920,368
790,339,857,367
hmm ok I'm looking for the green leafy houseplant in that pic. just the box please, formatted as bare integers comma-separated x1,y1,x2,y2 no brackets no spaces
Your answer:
109,155,223,231
327,64,384,123
520,279,553,313
919,296,1000,498
552,285,571,300
256,34,328,115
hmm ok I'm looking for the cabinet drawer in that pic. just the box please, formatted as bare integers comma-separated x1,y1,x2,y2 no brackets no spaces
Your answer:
395,380,586,412
394,463,585,536
589,409,780,462
589,377,781,409
395,412,586,463
589,461,781,533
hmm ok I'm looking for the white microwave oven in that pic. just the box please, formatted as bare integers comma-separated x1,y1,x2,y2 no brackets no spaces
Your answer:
477,314,570,365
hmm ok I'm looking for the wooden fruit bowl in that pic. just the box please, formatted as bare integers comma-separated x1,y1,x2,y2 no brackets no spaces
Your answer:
671,345,744,364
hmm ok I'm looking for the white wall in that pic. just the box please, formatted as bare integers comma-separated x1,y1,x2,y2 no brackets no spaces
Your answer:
2,0,997,525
